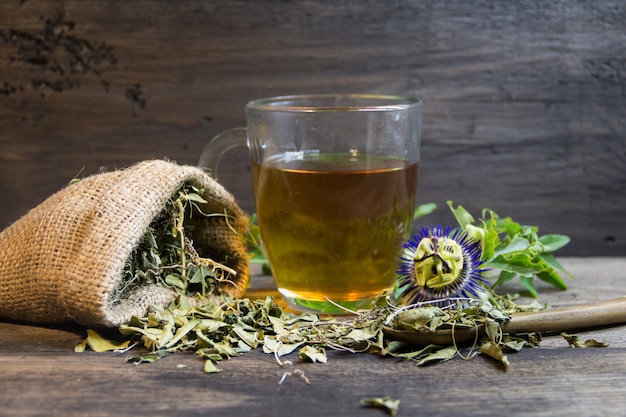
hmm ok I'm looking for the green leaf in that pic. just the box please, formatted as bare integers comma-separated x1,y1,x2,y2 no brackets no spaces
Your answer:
413,202,437,220
487,258,536,277
480,215,500,261
491,270,518,288
501,217,522,237
443,202,572,295
492,236,532,258
539,253,573,278
539,234,571,252
536,269,568,291
518,275,538,298
447,201,474,229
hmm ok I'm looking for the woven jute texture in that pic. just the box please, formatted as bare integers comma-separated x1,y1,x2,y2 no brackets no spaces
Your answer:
0,160,249,328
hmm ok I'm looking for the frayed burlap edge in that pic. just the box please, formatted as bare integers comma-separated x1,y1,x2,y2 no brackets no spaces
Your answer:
0,159,249,328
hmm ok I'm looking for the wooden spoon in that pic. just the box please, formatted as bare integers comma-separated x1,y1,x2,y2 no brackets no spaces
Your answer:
383,297,626,347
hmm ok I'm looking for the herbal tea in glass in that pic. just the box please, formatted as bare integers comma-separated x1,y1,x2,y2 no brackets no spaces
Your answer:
199,94,422,314
252,153,418,312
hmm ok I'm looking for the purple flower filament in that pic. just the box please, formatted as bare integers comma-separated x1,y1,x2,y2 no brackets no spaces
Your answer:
395,226,489,308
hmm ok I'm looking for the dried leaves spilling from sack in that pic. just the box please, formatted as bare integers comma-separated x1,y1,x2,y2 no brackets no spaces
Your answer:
76,189,606,376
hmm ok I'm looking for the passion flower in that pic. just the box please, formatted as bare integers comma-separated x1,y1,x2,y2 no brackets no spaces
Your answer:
394,225,489,308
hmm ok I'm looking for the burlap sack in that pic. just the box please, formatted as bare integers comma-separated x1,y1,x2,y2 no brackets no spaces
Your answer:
0,160,249,328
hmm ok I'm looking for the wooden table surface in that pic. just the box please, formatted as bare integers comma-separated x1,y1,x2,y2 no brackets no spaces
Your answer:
1,257,625,417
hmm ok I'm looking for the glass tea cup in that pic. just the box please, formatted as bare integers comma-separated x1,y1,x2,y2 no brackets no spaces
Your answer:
199,94,422,314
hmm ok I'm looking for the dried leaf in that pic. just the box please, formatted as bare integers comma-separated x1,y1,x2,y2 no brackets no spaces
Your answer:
484,319,501,342
184,192,208,204
527,332,543,347
233,324,260,349
480,341,509,370
343,327,378,344
561,333,610,348
197,318,228,333
582,339,610,348
361,396,400,416
299,345,327,363
502,338,527,352
164,318,201,349
126,350,170,364
74,340,87,353
263,336,304,356
204,360,222,374
393,307,442,331
82,329,131,353
165,274,185,290
195,349,223,362
416,345,458,366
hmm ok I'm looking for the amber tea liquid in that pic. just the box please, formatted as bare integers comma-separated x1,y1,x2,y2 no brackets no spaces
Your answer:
252,153,418,313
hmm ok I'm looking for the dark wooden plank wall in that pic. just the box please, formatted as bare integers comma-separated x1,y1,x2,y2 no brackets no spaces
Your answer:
1,0,625,256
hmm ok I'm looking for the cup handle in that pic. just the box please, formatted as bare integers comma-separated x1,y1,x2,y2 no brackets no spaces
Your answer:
198,127,247,179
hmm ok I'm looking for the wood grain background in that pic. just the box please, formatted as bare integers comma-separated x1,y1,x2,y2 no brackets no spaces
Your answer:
1,0,625,256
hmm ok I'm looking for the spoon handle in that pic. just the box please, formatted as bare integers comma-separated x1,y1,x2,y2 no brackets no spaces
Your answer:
383,297,626,346
503,297,626,335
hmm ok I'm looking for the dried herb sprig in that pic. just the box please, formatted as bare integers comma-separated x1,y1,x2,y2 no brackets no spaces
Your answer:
446,201,572,297
111,183,236,305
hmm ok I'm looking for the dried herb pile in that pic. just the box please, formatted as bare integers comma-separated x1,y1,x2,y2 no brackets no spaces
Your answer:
77,187,593,376
111,183,236,304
